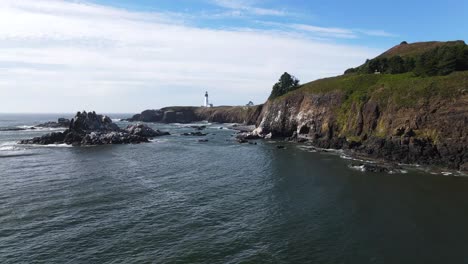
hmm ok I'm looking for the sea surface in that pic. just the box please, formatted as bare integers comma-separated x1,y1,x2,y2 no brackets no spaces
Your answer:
1,113,468,264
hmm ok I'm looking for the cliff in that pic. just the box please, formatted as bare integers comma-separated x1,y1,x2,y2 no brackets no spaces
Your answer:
254,71,468,171
126,105,263,125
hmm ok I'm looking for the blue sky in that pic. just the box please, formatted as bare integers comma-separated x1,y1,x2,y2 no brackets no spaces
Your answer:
92,0,468,47
0,0,466,113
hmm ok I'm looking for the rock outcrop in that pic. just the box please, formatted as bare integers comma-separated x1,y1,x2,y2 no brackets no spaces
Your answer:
20,111,169,146
125,123,170,137
36,118,71,128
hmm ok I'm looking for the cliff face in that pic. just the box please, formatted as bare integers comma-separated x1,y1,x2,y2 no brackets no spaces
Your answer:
195,105,263,124
254,73,468,171
126,105,263,125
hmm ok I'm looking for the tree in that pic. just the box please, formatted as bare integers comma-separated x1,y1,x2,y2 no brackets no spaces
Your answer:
269,72,300,99
437,47,457,75
387,56,406,74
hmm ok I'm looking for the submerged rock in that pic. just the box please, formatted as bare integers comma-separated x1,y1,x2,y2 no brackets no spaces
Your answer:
0,127,34,131
181,132,207,136
20,111,169,146
190,125,206,130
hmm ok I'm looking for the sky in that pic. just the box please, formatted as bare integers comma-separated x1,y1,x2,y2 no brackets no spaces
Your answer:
0,0,467,113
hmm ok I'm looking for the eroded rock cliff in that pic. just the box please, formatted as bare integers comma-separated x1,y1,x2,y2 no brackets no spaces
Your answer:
254,73,468,171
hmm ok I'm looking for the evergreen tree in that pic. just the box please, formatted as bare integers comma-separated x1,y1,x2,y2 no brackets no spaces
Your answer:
269,72,300,99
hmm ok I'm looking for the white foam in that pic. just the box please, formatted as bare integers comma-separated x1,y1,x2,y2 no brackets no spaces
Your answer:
0,141,19,150
16,126,66,132
349,164,366,172
297,145,317,152
29,143,72,148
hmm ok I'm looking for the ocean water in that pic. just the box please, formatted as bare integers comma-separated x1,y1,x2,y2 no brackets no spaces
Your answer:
1,114,468,264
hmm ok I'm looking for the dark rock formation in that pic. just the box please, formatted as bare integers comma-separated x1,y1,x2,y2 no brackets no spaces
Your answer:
20,111,169,146
36,118,70,128
236,132,261,141
125,124,170,137
191,125,206,130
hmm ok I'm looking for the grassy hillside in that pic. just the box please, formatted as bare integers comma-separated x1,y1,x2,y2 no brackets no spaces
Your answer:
293,70,468,108
345,40,468,76
378,40,465,58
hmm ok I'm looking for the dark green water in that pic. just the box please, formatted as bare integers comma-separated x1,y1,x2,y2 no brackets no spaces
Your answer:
1,114,468,263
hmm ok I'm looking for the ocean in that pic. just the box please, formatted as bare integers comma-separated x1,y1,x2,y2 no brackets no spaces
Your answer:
1,113,468,263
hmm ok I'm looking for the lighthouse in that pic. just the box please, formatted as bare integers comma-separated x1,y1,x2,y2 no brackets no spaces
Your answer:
204,91,209,107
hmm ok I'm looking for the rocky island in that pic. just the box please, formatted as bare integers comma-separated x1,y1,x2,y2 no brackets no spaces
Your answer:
20,111,169,146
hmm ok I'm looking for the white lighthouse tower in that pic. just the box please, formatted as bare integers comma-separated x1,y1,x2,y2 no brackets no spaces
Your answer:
204,91,209,107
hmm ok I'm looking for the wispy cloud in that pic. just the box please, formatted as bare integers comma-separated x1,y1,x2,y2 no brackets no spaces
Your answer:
256,21,396,40
0,0,380,113
355,29,398,37
290,24,357,39
210,0,286,16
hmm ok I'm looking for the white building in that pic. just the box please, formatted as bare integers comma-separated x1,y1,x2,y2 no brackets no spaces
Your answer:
204,91,209,107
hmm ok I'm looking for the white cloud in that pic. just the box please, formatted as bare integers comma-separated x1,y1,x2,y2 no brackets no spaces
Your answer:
0,0,380,113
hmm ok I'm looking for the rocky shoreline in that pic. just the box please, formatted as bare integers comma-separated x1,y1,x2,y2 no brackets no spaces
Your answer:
125,100,466,173
19,111,169,146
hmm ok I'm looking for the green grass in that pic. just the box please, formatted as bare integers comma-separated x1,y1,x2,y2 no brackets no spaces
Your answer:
290,71,468,108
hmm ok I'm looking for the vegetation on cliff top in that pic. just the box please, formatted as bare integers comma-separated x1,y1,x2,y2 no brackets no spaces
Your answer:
269,72,300,99
345,41,468,76
299,71,467,108
269,41,467,109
